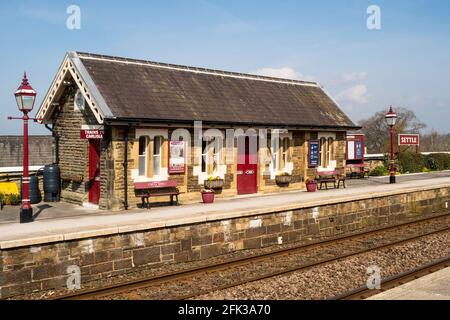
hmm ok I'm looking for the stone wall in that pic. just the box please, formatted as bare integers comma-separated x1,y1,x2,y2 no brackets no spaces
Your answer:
1,186,448,299
109,127,348,209
0,136,54,167
52,87,104,205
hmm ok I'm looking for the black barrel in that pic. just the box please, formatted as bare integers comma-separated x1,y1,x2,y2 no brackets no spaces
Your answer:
20,176,42,204
43,164,60,202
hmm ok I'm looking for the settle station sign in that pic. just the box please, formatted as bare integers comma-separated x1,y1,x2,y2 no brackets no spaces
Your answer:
36,51,359,210
398,134,420,146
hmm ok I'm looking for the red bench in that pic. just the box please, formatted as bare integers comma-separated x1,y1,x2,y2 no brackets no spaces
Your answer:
346,164,370,179
134,180,180,209
316,170,346,190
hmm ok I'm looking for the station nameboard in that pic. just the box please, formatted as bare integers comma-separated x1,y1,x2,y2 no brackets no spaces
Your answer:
80,129,104,139
398,134,420,146
308,140,320,167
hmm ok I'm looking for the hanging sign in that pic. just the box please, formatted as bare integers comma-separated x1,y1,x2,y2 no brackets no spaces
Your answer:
169,141,185,174
80,129,104,139
398,134,420,146
308,140,320,167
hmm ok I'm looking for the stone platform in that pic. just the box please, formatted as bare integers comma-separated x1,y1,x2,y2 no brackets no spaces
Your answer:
368,267,450,300
1,171,450,249
1,172,450,298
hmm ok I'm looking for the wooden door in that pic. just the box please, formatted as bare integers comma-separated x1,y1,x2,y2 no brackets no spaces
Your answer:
237,136,257,195
88,139,101,204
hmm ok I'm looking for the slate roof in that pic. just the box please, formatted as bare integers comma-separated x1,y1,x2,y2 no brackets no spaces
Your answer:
43,52,359,129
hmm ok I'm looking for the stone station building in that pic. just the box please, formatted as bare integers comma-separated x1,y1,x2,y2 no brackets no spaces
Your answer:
36,52,359,210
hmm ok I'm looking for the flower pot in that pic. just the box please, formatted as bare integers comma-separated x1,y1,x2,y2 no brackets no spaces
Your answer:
204,179,224,189
306,182,317,192
201,191,215,204
275,175,292,187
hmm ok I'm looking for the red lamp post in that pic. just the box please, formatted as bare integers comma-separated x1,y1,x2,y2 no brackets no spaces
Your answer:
385,106,398,184
8,72,38,223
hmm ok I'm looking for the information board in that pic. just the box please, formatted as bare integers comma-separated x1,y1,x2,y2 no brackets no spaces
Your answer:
309,140,320,167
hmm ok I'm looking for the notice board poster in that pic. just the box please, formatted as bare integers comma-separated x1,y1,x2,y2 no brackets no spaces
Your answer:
355,141,363,160
169,141,185,174
309,140,320,167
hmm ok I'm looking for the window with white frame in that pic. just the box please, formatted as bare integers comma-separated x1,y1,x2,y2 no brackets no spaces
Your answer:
271,137,279,171
138,136,147,177
282,137,290,169
201,140,209,174
153,136,163,176
327,137,334,167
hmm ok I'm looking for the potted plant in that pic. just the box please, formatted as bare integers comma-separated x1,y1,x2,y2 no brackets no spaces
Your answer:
275,172,292,187
201,188,215,204
8,193,21,205
204,176,224,190
305,179,317,192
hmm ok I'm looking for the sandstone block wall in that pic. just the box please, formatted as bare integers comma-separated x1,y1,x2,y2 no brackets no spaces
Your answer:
1,186,448,299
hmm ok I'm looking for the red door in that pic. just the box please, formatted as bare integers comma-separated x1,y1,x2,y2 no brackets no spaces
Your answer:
88,139,101,204
237,136,258,195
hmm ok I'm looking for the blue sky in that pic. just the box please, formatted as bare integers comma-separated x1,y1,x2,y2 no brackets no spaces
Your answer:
1,0,449,135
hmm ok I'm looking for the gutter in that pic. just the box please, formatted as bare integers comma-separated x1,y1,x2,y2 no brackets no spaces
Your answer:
123,126,131,210
104,118,361,131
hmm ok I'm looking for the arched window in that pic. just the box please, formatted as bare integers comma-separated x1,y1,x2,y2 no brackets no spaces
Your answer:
153,136,163,176
138,136,147,177
201,139,208,174
327,137,334,167
282,138,290,169
319,137,326,167
272,137,279,171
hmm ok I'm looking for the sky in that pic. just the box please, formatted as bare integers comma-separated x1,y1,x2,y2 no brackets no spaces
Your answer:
0,0,449,135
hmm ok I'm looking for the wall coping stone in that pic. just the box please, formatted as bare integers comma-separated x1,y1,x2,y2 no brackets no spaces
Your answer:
1,179,450,249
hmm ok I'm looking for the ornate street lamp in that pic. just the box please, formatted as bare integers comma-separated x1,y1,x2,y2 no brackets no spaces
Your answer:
8,72,37,223
385,106,398,184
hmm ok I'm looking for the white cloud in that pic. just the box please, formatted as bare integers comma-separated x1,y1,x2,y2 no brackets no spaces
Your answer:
336,84,369,104
341,72,367,82
251,67,315,81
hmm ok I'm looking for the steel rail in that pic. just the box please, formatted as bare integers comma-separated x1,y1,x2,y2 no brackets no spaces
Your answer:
52,213,450,300
329,256,450,300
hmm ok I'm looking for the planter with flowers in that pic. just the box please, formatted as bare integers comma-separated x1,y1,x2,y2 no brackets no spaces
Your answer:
305,179,317,192
275,172,292,187
204,176,224,190
201,189,215,204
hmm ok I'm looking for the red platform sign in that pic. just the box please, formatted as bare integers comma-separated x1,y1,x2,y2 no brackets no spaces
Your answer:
398,134,420,146
80,129,104,139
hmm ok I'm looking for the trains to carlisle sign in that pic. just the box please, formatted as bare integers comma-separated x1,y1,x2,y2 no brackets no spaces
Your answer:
398,134,420,146
80,129,104,139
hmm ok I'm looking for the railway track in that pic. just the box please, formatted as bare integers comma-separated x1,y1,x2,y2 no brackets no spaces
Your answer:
330,256,450,300
52,213,450,300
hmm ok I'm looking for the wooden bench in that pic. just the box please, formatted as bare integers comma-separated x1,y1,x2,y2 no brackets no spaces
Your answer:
346,164,370,179
316,170,346,190
134,180,180,209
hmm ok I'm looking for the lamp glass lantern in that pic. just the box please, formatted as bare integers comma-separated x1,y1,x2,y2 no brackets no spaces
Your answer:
14,73,36,112
385,107,397,127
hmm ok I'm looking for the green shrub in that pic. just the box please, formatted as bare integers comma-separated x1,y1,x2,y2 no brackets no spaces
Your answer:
8,193,21,205
399,152,425,174
370,166,388,176
425,154,450,171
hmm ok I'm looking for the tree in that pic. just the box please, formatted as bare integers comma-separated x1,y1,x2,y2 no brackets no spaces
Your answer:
359,107,426,154
420,130,450,152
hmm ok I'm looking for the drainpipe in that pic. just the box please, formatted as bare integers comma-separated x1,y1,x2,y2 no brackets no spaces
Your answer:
44,124,60,164
123,126,130,210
